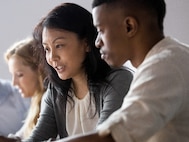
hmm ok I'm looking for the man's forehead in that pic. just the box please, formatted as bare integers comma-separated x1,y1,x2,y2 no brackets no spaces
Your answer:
92,5,115,24
92,5,124,27
92,6,105,27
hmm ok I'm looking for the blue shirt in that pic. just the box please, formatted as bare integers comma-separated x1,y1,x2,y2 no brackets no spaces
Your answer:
0,79,30,136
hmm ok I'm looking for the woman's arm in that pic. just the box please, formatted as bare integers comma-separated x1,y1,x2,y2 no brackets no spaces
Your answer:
98,68,133,124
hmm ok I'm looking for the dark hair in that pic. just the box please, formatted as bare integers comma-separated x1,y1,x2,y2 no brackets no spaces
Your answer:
33,3,111,115
92,0,166,30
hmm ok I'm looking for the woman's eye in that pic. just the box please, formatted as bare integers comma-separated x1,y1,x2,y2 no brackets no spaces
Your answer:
56,44,64,48
44,47,49,52
17,73,23,78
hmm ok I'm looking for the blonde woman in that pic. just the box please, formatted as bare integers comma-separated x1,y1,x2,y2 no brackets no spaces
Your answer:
4,37,47,140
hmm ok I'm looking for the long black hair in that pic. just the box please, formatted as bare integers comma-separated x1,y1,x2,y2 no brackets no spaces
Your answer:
33,3,111,115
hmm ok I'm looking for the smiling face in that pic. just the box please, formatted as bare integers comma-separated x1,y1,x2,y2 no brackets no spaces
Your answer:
42,27,89,80
92,4,132,67
8,56,39,98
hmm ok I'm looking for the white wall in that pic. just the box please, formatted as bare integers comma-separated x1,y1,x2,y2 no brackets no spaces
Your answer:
164,0,189,44
0,0,189,80
0,0,92,80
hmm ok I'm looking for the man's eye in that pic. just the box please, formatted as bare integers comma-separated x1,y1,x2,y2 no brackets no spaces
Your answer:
96,28,102,33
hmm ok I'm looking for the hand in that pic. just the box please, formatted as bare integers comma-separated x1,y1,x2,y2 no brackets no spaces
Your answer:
0,136,18,142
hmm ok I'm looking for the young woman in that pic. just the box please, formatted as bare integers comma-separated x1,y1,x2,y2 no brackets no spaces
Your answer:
4,37,47,140
25,3,133,141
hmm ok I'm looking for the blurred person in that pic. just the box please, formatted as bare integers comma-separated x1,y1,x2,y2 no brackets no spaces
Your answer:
0,79,30,136
4,37,47,140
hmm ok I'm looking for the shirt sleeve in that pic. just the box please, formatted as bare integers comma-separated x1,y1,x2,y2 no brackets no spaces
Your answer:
97,59,185,142
97,68,133,125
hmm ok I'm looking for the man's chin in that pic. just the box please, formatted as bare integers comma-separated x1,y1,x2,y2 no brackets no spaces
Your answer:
107,60,123,68
105,60,116,67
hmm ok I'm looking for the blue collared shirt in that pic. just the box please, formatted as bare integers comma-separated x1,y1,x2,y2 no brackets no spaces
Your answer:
0,79,30,136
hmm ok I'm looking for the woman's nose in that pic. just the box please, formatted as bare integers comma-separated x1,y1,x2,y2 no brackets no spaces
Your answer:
12,77,18,86
49,50,59,61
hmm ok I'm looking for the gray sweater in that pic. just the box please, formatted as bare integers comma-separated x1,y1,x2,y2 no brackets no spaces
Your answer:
26,68,133,142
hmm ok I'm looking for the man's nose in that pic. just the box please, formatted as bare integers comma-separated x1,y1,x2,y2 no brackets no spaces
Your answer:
95,33,103,48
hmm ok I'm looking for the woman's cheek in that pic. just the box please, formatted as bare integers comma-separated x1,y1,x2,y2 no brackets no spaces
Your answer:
46,54,51,66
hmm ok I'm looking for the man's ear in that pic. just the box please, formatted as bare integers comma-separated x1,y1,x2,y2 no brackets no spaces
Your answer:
124,16,138,37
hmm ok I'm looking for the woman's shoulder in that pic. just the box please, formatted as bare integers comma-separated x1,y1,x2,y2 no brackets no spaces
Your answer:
45,82,67,101
106,67,134,82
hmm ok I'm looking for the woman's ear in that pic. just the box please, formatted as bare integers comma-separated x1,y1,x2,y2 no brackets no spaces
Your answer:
124,16,138,37
83,39,90,52
86,45,90,52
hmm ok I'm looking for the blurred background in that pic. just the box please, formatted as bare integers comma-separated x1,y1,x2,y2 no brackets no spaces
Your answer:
0,0,189,80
